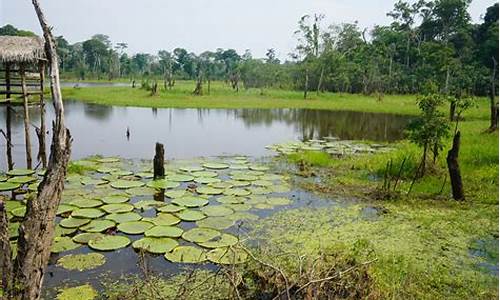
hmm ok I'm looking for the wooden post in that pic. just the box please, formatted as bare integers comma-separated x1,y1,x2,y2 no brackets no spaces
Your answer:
5,63,11,102
20,64,33,169
37,61,47,168
5,105,14,170
446,131,464,200
153,142,165,179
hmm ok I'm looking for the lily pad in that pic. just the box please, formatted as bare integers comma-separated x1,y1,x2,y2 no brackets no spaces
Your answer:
134,200,166,210
194,177,221,184
166,174,195,182
52,236,80,253
101,195,130,204
157,204,186,213
147,213,181,226
110,180,144,189
57,204,77,215
80,178,107,186
172,196,208,208
226,180,251,187
209,181,234,189
196,186,224,195
105,212,142,223
196,217,235,230
56,284,97,300
72,232,105,244
176,210,206,221
223,188,251,197
72,208,105,219
216,195,246,204
207,247,248,264
6,168,35,176
88,235,131,251
55,225,78,237
254,203,275,210
231,174,259,181
7,176,37,184
225,203,252,211
199,233,238,248
101,203,134,214
165,190,187,198
179,166,204,172
132,237,179,254
192,171,218,178
201,205,234,217
164,246,207,263
11,207,26,218
145,225,184,238
202,162,229,170
146,179,179,190
117,221,154,234
228,212,259,221
60,217,91,228
126,187,156,196
57,253,106,271
70,199,103,208
96,157,120,163
253,180,273,187
0,182,21,191
80,219,116,232
249,165,269,171
135,172,154,179
182,227,220,243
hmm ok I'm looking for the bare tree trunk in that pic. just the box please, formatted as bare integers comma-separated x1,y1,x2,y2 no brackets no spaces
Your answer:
37,61,47,168
489,58,498,131
3,1,72,299
446,131,464,200
316,65,324,95
303,67,309,100
153,142,165,179
20,65,33,169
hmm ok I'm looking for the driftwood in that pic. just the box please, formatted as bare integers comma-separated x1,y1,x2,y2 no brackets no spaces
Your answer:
153,142,165,179
446,131,464,200
0,0,72,299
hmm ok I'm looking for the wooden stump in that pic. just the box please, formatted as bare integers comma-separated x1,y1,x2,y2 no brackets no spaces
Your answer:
446,131,464,200
153,142,165,179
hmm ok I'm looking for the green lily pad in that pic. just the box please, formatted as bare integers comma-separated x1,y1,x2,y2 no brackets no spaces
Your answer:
182,227,220,243
165,190,187,198
101,195,130,204
132,237,179,254
267,197,291,206
192,171,218,178
80,177,107,186
55,225,78,237
80,219,116,232
157,204,186,213
176,210,206,221
146,213,180,226
196,217,235,230
196,186,224,195
9,222,19,238
7,176,37,184
0,175,7,182
101,203,134,214
231,174,259,181
6,168,35,176
145,225,184,238
56,284,97,300
164,246,207,263
70,199,103,208
135,172,154,179
226,180,251,187
146,179,179,189
270,185,291,193
172,196,208,208
249,165,269,171
72,232,105,244
133,200,166,210
125,186,156,196
199,233,238,248
228,212,259,221
166,174,195,182
253,180,273,187
0,182,21,191
207,247,248,264
229,164,248,170
209,182,234,189
224,203,252,211
247,187,272,195
52,236,80,253
260,174,284,181
96,167,116,174
11,207,26,218
57,253,106,271
88,235,131,251
216,195,246,204
194,177,221,184
179,166,204,172
96,157,120,163
117,221,154,234
223,188,251,197
201,205,234,217
57,204,77,215
4,200,23,212
246,195,268,204
72,208,105,219
202,163,229,170
110,170,134,177
60,217,91,228
105,212,142,223
110,180,144,189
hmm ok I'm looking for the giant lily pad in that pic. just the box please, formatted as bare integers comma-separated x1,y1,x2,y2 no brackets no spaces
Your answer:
96,157,120,163
164,246,207,263
202,163,229,170
101,195,130,204
57,204,77,215
80,177,107,186
209,181,234,189
199,233,238,248
196,217,235,230
201,205,234,217
132,237,178,254
126,186,156,196
133,200,166,210
146,179,179,189
231,174,259,181
70,199,103,208
72,232,105,244
57,253,106,271
182,227,220,243
249,165,269,171
223,188,251,197
269,185,291,193
105,212,142,223
145,225,183,238
7,176,37,184
146,213,180,226
165,190,187,198
101,203,134,214
176,210,206,221
216,195,246,204
253,180,273,187
207,247,248,264
192,171,218,178
6,168,35,176
0,182,21,191
72,208,105,219
55,225,78,237
80,219,116,232
11,207,26,218
179,166,204,172
166,174,195,182
196,186,223,195
117,221,154,234
172,196,208,208
88,235,131,251
110,180,144,189
194,177,221,184
157,204,186,213
52,236,80,253
226,204,252,211
60,217,91,228
56,284,97,300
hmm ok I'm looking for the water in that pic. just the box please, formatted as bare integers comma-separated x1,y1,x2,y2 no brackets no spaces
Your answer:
0,101,411,169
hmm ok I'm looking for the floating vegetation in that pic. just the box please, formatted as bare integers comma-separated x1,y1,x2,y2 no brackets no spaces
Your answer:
52,237,80,253
267,138,394,156
57,253,106,271
88,235,131,251
117,221,154,234
110,180,144,189
79,220,115,232
164,246,207,263
199,233,238,248
172,196,208,207
176,209,206,221
132,237,178,254
56,284,97,300
71,208,105,219
206,247,248,264
6,168,35,176
105,212,142,223
145,225,183,238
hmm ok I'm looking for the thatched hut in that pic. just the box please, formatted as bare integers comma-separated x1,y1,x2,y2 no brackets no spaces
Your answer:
0,35,48,169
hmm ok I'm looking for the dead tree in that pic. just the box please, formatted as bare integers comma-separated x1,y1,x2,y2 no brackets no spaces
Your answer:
446,131,464,200
0,1,72,299
153,142,165,179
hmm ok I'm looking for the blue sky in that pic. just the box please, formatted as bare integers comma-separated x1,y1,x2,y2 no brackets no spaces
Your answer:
1,0,497,59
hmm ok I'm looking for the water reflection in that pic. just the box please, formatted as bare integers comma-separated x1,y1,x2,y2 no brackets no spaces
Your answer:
0,101,411,170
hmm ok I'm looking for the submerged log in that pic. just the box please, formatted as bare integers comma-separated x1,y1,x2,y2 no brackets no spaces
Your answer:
153,142,165,179
446,131,464,201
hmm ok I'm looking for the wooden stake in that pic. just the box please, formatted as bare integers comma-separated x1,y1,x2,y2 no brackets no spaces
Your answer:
153,142,165,179
20,64,33,169
37,61,47,168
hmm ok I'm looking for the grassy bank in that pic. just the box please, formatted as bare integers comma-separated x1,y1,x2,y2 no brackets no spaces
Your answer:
61,81,490,120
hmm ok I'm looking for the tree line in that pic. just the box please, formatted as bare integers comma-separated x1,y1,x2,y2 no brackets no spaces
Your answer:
1,0,498,97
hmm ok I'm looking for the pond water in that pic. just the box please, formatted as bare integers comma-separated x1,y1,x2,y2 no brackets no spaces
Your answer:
0,101,411,170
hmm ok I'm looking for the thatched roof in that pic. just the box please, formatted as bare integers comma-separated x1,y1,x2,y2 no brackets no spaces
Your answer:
0,36,45,63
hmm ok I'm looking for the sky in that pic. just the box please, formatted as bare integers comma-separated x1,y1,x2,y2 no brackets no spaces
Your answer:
1,0,497,59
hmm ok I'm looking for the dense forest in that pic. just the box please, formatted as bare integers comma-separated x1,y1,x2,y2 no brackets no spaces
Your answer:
2,0,498,96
